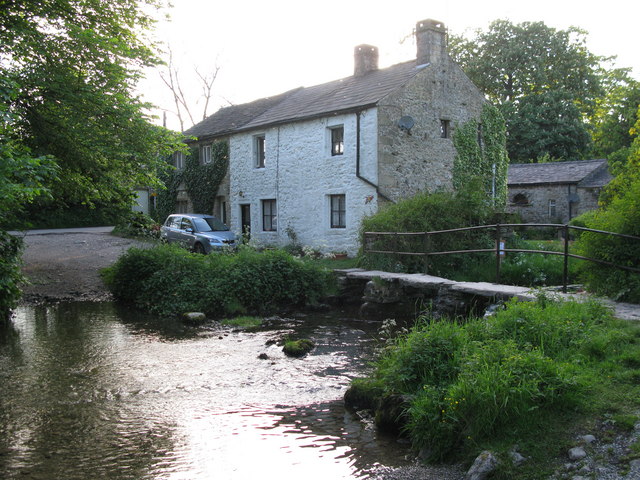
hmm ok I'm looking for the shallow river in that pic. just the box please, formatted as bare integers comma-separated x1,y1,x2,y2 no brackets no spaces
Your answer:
0,302,412,479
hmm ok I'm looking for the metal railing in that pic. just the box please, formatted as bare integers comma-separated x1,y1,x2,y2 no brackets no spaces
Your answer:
363,223,640,293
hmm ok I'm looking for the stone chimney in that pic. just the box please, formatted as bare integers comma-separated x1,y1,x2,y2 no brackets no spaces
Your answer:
354,44,379,76
415,19,447,65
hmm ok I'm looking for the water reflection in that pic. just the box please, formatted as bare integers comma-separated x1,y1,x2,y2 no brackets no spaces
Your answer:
0,302,411,479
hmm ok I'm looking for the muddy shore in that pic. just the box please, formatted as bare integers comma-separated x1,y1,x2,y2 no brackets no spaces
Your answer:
17,229,148,305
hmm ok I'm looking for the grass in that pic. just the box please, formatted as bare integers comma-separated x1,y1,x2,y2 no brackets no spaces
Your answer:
303,255,358,270
220,316,263,328
350,294,640,478
283,338,315,357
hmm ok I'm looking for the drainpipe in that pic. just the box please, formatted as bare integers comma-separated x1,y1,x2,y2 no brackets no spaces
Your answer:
356,110,393,202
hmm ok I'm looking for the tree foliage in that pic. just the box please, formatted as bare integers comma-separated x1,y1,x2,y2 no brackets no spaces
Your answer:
573,106,640,302
0,78,58,226
449,20,607,162
590,77,640,173
449,20,604,109
0,0,185,212
505,90,592,162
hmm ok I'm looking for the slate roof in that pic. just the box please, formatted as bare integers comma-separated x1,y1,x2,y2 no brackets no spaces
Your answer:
508,159,611,187
184,61,426,139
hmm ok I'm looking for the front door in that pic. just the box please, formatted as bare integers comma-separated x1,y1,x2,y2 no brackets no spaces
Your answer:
240,204,251,240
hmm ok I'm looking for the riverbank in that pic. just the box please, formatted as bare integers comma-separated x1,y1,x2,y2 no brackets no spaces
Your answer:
13,230,640,479
16,228,148,305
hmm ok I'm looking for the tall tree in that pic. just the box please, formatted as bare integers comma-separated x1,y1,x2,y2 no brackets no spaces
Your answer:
0,0,184,211
590,76,640,173
506,90,592,163
449,20,607,162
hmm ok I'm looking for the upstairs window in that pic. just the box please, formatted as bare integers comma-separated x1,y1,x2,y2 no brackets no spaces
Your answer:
440,119,451,138
255,135,266,168
201,144,212,164
330,194,346,228
262,199,277,231
174,151,185,169
330,126,344,156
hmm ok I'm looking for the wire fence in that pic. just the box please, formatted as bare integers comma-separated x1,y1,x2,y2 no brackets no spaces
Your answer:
363,223,640,293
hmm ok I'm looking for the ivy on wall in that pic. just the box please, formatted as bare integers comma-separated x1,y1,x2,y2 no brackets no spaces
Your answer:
452,104,509,208
155,140,229,220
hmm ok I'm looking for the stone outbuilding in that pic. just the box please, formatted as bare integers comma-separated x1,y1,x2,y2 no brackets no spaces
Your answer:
178,18,485,255
507,159,612,224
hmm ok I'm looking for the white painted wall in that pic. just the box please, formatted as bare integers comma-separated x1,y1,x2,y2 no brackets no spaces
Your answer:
132,189,150,215
229,108,379,255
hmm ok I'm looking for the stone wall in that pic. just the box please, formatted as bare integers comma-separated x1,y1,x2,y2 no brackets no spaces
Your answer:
377,61,485,201
508,184,603,224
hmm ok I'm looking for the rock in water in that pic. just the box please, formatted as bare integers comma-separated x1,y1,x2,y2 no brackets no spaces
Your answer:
182,312,206,323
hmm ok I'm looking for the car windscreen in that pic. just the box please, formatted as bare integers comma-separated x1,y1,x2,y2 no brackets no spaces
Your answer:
193,217,229,232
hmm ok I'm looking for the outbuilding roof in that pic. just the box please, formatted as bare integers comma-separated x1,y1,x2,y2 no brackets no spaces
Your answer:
508,159,611,187
184,60,425,140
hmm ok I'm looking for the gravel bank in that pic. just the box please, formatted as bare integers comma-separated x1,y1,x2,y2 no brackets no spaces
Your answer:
17,229,148,304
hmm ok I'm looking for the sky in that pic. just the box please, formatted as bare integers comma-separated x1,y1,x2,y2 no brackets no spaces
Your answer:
140,0,639,131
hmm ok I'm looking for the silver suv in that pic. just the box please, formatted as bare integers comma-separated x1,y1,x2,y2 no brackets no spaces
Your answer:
160,214,237,254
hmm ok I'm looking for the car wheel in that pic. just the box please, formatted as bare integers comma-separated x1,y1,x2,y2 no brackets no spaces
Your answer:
193,243,206,254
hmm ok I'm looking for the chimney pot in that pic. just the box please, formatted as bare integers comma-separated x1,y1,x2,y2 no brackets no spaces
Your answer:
354,44,379,76
415,19,447,66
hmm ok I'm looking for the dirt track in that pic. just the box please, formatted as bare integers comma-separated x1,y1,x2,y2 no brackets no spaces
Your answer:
18,230,147,304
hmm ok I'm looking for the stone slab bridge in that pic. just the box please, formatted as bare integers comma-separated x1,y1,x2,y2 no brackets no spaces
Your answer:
333,268,640,322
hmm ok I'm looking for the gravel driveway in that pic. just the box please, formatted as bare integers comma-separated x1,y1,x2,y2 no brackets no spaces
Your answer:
16,228,149,304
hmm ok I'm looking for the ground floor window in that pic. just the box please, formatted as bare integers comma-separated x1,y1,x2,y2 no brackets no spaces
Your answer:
548,199,557,218
330,194,346,228
262,199,277,231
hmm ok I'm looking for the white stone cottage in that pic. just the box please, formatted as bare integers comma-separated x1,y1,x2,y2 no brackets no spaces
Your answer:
179,19,485,255
507,159,612,224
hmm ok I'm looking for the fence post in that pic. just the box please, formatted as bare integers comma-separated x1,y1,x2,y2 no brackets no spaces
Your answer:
423,232,429,274
495,223,501,284
563,224,569,293
394,232,399,270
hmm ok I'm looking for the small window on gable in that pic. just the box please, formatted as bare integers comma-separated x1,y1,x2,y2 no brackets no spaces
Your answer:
330,194,346,228
513,193,529,206
262,199,277,231
255,135,266,168
330,126,344,156
440,119,451,138
201,144,212,164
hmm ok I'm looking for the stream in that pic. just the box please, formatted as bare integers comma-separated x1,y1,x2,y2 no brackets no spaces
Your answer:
0,302,413,479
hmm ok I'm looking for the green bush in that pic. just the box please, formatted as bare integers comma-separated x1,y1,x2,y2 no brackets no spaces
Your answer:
354,295,631,463
101,244,334,317
483,296,613,360
0,230,24,320
4,203,128,230
376,320,468,394
112,211,160,239
573,177,640,302
408,340,582,460
359,182,496,276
